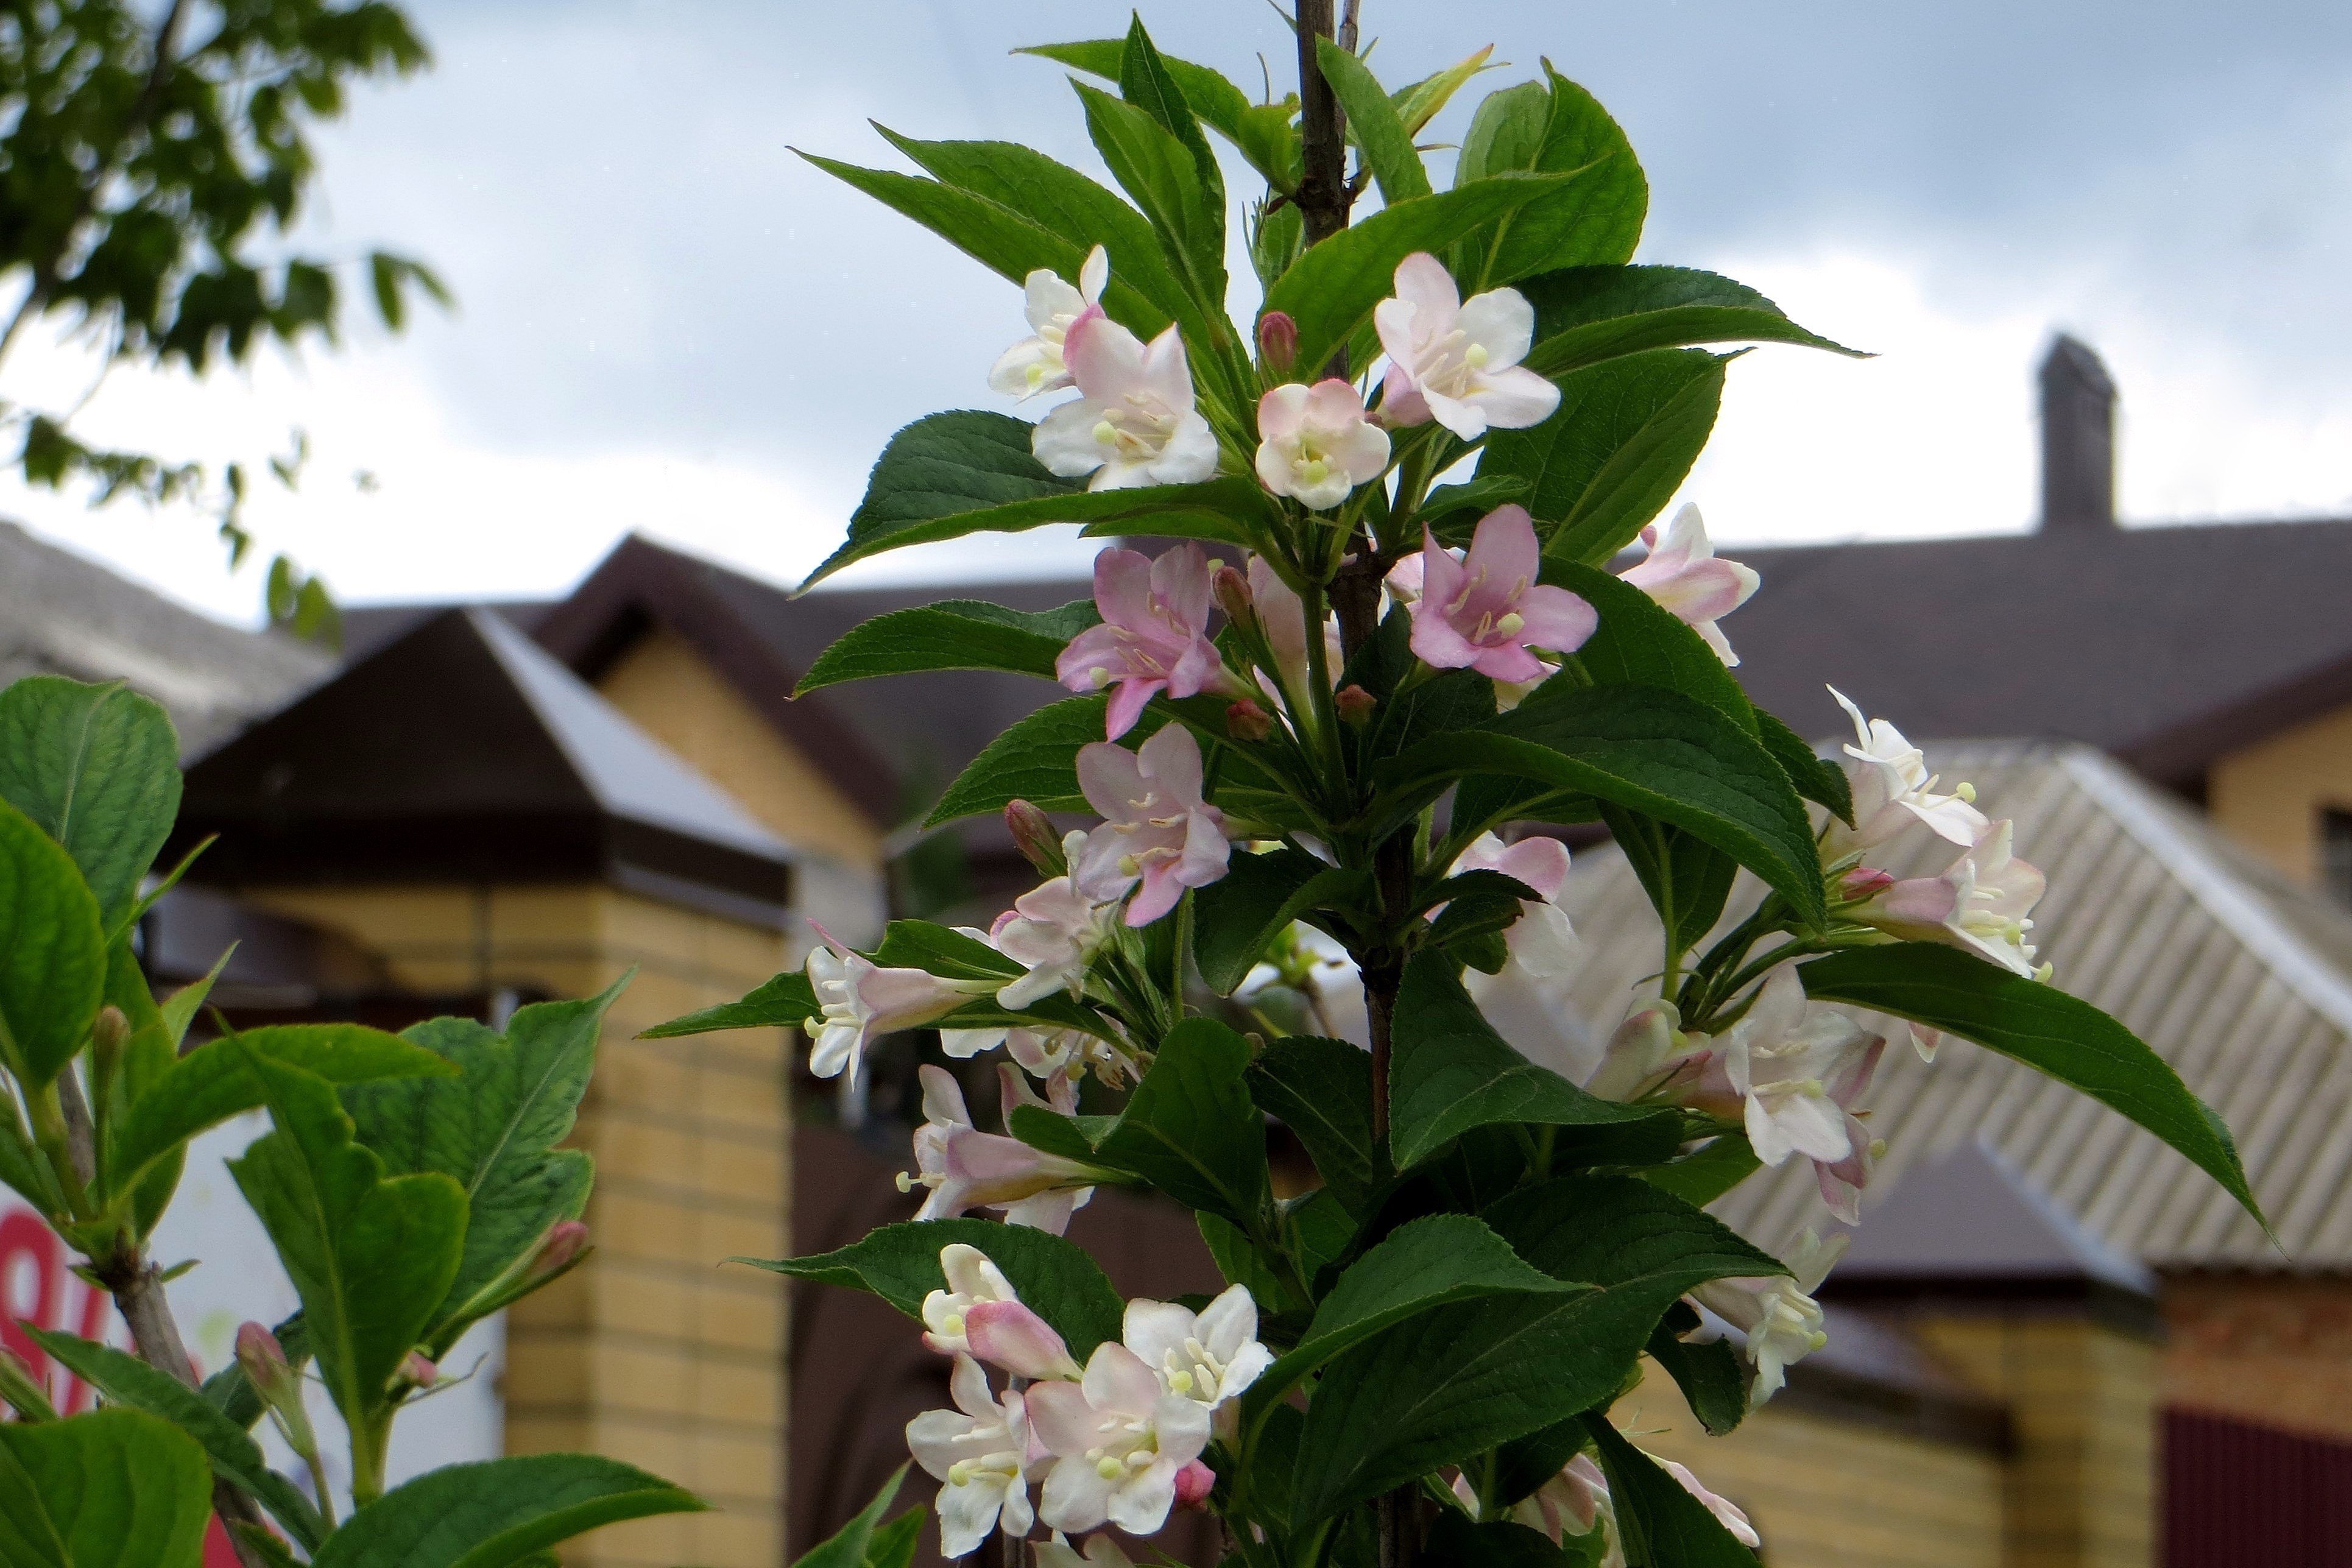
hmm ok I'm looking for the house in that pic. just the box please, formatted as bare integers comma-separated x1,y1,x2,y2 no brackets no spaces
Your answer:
5,330,2352,1566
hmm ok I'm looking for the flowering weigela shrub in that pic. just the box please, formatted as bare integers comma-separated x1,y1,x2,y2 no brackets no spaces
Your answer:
648,15,2266,1568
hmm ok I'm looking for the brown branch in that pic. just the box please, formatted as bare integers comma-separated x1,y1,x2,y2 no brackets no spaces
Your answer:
1292,0,1351,249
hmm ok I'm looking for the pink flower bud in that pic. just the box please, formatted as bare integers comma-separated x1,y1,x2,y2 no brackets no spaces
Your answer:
1175,1457,1217,1508
1212,563,1255,630
963,1299,1082,1381
1335,683,1376,725
236,1323,292,1393
1225,698,1273,743
533,1220,590,1279
1005,800,1066,876
402,1351,438,1386
1257,311,1298,374
1839,866,1896,900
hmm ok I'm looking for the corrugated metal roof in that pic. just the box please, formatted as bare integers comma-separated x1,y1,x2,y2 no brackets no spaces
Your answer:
1539,740,2352,1270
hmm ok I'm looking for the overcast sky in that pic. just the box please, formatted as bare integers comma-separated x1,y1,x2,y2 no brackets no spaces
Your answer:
10,0,2351,623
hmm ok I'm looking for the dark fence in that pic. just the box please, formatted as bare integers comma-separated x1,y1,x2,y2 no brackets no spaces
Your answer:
2164,1408,2352,1566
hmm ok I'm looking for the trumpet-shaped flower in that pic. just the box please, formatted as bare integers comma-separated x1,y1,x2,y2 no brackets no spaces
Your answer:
1616,505,1760,665
992,877,1122,1009
903,1065,1101,1233
1245,555,1340,713
1454,1453,1611,1549
991,246,1109,399
1254,378,1391,508
1072,726,1231,925
966,1297,1085,1382
1028,1340,1214,1537
923,1243,1020,1357
906,1354,1038,1557
1584,998,1714,1104
1122,1285,1271,1414
1821,689,1990,858
1374,252,1560,438
806,930,992,1086
1854,819,2048,977
1408,507,1597,682
1057,543,1235,740
1450,832,1578,980
1033,309,1220,491
1692,1229,1847,1408
1719,967,1885,1170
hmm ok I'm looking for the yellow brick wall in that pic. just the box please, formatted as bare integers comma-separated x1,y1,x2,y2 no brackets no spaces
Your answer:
247,883,793,1568
1621,1365,2005,1568
1913,1317,2156,1568
2205,704,2352,885
2163,1274,2352,1441
594,626,886,867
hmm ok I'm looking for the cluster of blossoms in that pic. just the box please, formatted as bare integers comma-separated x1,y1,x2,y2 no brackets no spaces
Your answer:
907,1243,1270,1557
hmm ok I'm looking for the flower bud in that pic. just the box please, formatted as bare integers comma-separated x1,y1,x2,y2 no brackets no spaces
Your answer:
238,1322,318,1455
90,1005,129,1078
531,1220,590,1280
1335,684,1376,726
964,1299,1083,1381
401,1350,438,1388
1225,698,1273,743
1006,800,1067,877
0,1347,57,1422
1211,563,1255,630
1257,311,1298,374
1838,866,1896,900
1174,1457,1217,1508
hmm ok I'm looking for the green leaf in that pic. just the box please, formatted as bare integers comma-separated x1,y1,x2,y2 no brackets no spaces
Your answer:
26,1329,327,1551
1415,474,1532,545
638,969,816,1039
0,802,105,1090
1093,1018,1268,1229
1114,18,1228,320
1604,807,1739,959
307,1454,703,1568
1424,869,1543,970
1524,264,1863,380
1754,707,1855,824
342,980,624,1345
1316,40,1432,203
927,694,1153,825
1388,952,1682,1171
804,409,1259,587
1246,1036,1379,1217
1073,82,1226,331
1584,1416,1760,1566
0,1098,63,1217
1264,174,1577,381
860,1505,925,1568
225,1043,467,1437
796,599,1098,694
1379,684,1828,928
735,1218,1125,1357
1798,944,2264,1223
1197,1210,1293,1312
1453,68,1646,291
1260,1215,1575,1398
1479,350,1720,536
1019,41,1298,191
1635,1132,1759,1210
0,677,181,927
1479,1174,1785,1289
0,1408,213,1568
1193,849,1363,996
1646,1308,1748,1436
107,1024,457,1204
1542,358,1728,566
1551,563,1753,730
871,919,1023,982
789,1466,909,1568
1428,1513,1592,1567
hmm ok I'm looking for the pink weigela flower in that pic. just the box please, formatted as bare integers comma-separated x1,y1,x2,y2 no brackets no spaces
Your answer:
1072,726,1232,927
1057,543,1237,740
1408,506,1598,682
1374,252,1560,438
1031,308,1220,491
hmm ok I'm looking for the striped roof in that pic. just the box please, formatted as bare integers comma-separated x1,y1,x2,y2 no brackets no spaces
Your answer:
1539,740,2352,1271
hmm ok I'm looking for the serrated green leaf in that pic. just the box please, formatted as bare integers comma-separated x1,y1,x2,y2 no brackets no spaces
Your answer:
796,599,1098,694
0,1408,212,1568
1480,1174,1785,1289
342,981,623,1346
871,919,1023,981
1754,707,1854,824
107,1023,457,1205
1541,357,1727,566
0,677,180,928
308,1454,703,1568
1316,40,1431,204
225,1042,467,1438
1073,82,1226,332
1522,264,1863,380
1646,1310,1748,1436
27,1329,327,1551
1192,848,1363,996
1584,1416,1760,1566
1246,1036,1379,1217
1798,943,2262,1225
1389,952,1679,1171
927,694,1154,825
1551,562,1754,731
1634,1131,1759,1210
1478,350,1718,538
1093,1018,1268,1229
1454,68,1646,291
1018,41,1297,190
0,802,105,1090
736,1217,1125,1357
639,969,816,1039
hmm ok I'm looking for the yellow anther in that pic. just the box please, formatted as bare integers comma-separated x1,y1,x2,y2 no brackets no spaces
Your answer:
1117,854,1140,875
2033,961,2055,983
1097,1455,1126,1479
1954,781,1977,802
894,1171,916,1193
1027,363,1048,387
1167,1369,1193,1394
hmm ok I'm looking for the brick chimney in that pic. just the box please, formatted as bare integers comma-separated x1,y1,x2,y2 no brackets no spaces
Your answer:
2039,334,2116,531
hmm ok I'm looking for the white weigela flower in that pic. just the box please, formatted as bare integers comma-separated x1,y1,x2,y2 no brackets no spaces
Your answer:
1854,819,2049,978
922,1243,1020,1358
906,1354,1038,1557
991,245,1109,398
1032,308,1220,491
1449,832,1578,981
1374,252,1560,438
1121,1284,1272,1412
1821,688,1991,858
1658,1458,1760,1548
1584,998,1712,1104
903,1067,1100,1234
1719,967,1885,1170
1692,1228,1848,1408
1027,1341,1214,1538
1253,378,1391,509
805,928,992,1086
1616,504,1760,666
992,877,1122,1009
